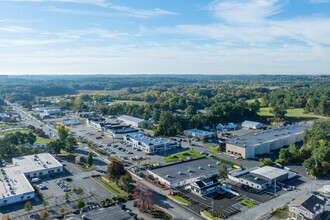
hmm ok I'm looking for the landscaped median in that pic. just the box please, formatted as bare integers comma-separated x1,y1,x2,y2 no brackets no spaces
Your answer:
201,210,218,220
207,146,221,154
92,175,128,197
162,151,205,162
168,194,190,205
240,197,256,208
73,163,96,172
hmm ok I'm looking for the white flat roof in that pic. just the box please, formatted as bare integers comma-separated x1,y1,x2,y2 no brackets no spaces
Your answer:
118,115,145,123
250,166,288,180
12,153,63,173
0,166,34,199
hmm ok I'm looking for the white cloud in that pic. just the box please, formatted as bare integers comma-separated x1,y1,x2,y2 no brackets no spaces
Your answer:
0,26,37,33
6,0,177,18
209,0,285,24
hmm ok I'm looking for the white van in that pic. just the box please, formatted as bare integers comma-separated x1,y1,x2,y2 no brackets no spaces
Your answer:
31,178,41,183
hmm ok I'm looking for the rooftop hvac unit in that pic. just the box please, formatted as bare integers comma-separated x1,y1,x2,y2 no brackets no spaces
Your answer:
188,169,191,172
254,177,259,180
208,164,211,167
216,162,221,165
199,167,202,170
166,175,170,178
178,171,182,175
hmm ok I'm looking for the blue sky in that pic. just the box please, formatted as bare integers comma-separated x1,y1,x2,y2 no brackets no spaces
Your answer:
0,0,330,75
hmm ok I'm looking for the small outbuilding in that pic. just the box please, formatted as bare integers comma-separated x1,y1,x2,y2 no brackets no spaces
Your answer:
242,120,263,130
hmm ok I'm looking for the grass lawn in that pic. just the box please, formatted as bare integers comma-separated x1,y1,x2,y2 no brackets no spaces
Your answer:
246,98,262,104
0,123,16,129
0,128,52,144
241,198,257,208
202,210,218,220
92,175,128,197
137,161,158,168
259,107,328,118
162,151,205,162
144,206,172,219
112,100,147,105
73,163,96,171
272,205,290,219
168,194,190,204
207,147,220,154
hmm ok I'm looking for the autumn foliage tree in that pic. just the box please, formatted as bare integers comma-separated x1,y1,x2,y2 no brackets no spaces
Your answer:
40,209,50,219
133,185,156,213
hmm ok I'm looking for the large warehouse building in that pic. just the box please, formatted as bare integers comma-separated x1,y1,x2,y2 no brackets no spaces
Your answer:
0,153,63,207
118,115,148,128
147,157,222,188
225,124,309,159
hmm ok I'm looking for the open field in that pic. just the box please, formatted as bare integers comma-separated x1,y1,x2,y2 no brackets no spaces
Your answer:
76,89,127,95
0,128,52,144
0,123,16,129
111,100,148,105
259,107,328,118
246,98,262,104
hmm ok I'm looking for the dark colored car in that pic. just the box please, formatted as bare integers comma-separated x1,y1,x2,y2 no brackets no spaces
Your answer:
55,214,64,219
65,177,72,182
72,210,80,215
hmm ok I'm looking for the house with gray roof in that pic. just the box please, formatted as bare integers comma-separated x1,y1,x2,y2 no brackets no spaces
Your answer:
289,194,325,220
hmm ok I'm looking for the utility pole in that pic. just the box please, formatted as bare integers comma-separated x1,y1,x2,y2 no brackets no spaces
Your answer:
274,178,277,197
212,198,214,217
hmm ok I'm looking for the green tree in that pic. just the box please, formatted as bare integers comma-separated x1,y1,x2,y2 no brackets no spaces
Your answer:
75,187,84,196
26,131,37,145
185,105,197,116
141,121,149,129
120,172,135,192
270,104,287,120
24,201,33,213
288,144,300,161
86,152,94,167
65,136,77,155
259,158,275,167
76,198,85,209
279,148,291,163
47,140,62,155
217,165,228,179
58,126,69,142
107,159,126,185
40,209,50,219
152,110,161,123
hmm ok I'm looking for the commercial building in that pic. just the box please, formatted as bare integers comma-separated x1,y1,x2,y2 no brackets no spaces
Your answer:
43,107,61,115
123,134,177,153
289,194,325,220
190,176,221,196
118,115,147,128
147,157,221,188
0,153,63,207
225,124,309,159
242,120,263,130
229,166,290,190
78,112,97,118
86,119,120,131
184,129,216,140
61,120,82,127
12,153,63,178
108,125,142,139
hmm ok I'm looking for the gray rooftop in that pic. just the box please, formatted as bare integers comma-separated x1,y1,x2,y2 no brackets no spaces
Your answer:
126,134,175,146
225,124,310,148
0,166,34,199
242,120,262,126
148,157,220,184
240,174,269,185
250,166,289,180
118,115,145,123
12,153,63,173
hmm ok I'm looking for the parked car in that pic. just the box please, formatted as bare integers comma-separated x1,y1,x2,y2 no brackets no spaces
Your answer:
31,178,41,183
65,177,72,182
96,136,102,139
37,184,47,190
72,210,80,215
55,214,64,219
